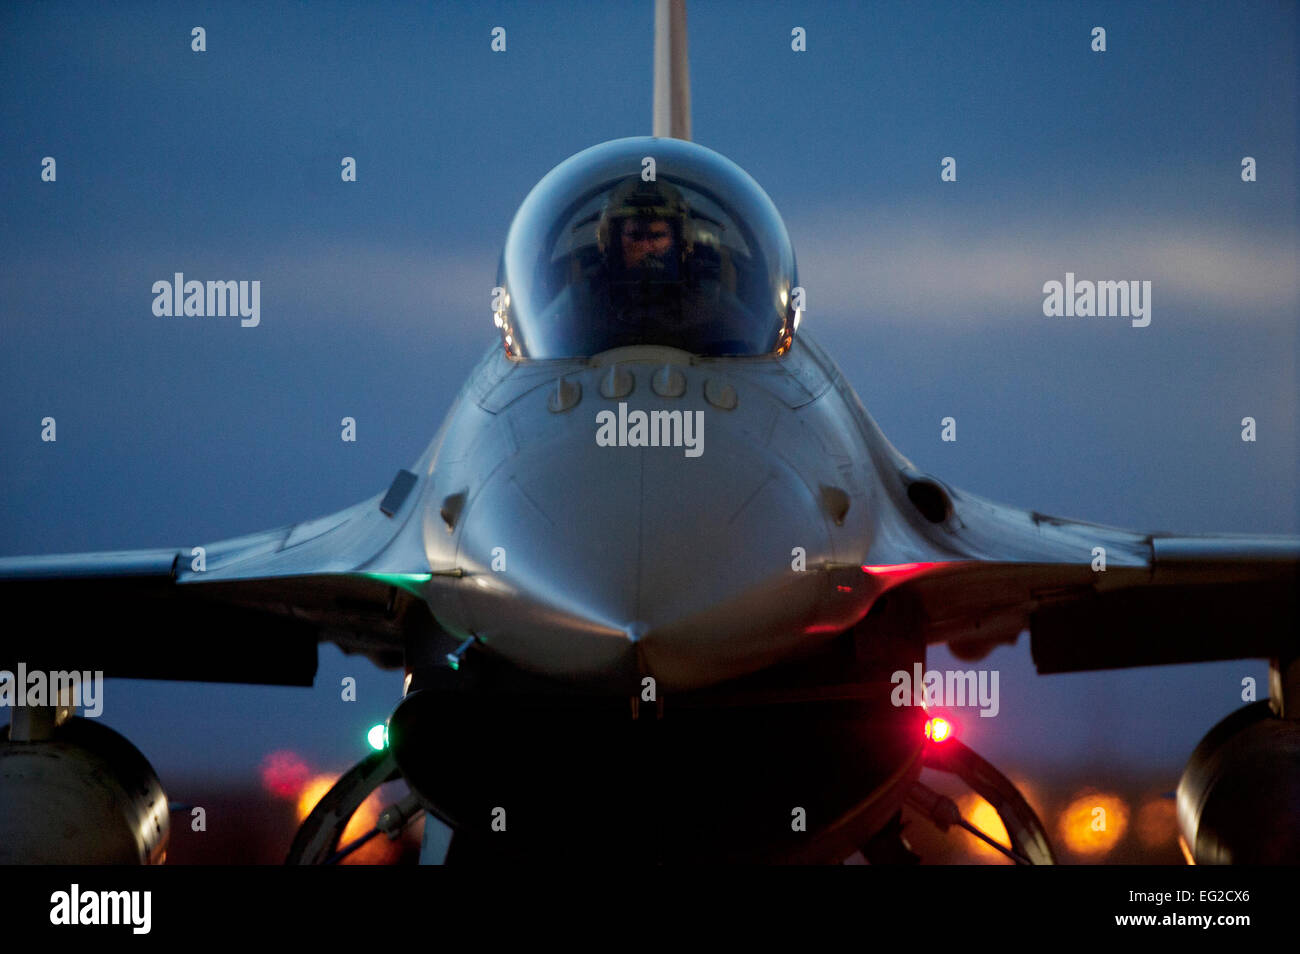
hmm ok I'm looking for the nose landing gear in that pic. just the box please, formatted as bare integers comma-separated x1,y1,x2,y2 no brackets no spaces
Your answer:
902,737,1056,865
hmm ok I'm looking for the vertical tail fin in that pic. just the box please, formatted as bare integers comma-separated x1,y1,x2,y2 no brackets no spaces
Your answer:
653,0,692,140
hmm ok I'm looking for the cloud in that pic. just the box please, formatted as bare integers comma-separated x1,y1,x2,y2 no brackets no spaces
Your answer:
0,236,500,344
256,241,496,335
788,207,1298,328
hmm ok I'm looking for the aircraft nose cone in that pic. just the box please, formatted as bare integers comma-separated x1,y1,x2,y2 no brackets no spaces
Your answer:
632,433,834,688
451,415,834,690
451,431,647,685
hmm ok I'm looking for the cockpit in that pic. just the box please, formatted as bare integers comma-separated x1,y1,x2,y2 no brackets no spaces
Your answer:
494,137,800,360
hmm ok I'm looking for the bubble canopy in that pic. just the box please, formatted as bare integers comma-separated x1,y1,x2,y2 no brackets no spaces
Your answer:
495,138,799,360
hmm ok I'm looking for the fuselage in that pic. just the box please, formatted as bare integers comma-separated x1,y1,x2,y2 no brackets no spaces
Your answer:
415,333,938,692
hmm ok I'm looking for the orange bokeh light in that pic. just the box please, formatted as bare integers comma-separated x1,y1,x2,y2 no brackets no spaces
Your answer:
955,793,1012,863
296,774,336,822
295,773,399,865
1057,791,1128,857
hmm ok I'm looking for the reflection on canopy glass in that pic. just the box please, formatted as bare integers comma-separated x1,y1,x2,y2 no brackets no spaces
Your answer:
495,138,799,359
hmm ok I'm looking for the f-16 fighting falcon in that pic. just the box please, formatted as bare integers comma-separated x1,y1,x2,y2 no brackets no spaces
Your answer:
2,0,1296,865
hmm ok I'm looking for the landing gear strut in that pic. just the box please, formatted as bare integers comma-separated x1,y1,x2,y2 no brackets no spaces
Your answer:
285,748,424,865
905,737,1056,865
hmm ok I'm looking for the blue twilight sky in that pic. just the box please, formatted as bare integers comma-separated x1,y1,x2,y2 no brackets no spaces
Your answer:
1,1,1296,801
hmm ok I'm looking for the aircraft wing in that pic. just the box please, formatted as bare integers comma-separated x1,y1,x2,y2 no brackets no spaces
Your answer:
869,475,1299,674
0,474,435,686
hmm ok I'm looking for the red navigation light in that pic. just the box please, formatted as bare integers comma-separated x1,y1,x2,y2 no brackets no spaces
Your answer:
925,716,953,743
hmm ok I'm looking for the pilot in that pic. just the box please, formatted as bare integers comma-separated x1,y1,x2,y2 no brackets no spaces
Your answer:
596,177,691,282
593,177,735,350
530,176,756,355
620,217,676,269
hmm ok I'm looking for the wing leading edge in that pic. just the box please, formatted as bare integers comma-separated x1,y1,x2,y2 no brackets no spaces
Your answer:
0,479,437,686
869,477,1299,674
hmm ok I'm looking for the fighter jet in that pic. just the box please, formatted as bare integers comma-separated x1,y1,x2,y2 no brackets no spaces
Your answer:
2,0,1296,865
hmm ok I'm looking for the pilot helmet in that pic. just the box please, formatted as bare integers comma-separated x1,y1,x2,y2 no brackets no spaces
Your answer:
595,177,694,281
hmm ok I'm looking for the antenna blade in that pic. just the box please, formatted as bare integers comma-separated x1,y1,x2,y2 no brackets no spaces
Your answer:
653,0,692,140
